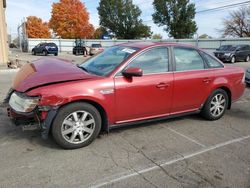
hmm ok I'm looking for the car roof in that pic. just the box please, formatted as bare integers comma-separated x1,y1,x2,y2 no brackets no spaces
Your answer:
118,41,197,49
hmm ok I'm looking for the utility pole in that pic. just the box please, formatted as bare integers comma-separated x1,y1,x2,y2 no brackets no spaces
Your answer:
0,0,8,64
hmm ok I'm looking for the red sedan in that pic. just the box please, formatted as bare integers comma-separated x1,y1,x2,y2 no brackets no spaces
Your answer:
6,42,245,149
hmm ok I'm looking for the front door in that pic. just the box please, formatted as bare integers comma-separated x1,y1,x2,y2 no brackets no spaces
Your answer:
114,47,174,123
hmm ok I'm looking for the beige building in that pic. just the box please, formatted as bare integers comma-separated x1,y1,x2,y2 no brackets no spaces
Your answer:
0,0,8,64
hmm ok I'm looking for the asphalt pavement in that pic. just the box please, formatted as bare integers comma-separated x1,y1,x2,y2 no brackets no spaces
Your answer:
0,58,250,188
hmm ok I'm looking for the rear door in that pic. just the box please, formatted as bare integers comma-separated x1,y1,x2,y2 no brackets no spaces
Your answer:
171,47,211,114
236,46,248,60
114,47,174,123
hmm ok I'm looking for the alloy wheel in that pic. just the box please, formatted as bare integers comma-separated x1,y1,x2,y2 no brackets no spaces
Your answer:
61,110,95,144
210,94,226,117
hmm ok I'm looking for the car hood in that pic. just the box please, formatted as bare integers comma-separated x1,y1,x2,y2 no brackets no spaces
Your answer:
13,58,98,92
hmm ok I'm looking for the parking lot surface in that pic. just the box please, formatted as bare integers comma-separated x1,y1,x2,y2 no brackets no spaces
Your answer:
0,59,250,188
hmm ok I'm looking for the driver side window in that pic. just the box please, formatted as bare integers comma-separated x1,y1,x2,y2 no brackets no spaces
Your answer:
126,47,169,74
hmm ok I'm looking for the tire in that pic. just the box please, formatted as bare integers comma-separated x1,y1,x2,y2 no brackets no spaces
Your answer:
32,50,36,55
52,102,102,149
245,55,250,62
201,89,229,120
76,50,79,56
43,50,48,56
230,56,236,63
54,53,58,56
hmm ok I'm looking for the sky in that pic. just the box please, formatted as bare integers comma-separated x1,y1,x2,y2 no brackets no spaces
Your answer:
5,0,249,39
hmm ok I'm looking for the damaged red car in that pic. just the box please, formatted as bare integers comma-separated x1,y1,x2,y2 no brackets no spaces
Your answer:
6,42,245,149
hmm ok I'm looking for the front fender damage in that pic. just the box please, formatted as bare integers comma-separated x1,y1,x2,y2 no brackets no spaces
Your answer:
41,107,58,139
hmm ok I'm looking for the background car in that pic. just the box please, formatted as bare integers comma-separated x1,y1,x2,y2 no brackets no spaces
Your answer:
32,42,58,56
89,43,104,55
214,44,250,63
7,42,245,149
245,69,250,86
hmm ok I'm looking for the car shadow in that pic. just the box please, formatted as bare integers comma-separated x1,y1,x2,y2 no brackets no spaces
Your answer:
107,113,206,135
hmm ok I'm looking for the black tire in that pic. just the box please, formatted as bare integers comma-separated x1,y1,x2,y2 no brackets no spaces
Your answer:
54,53,58,56
200,89,229,121
245,55,250,62
230,56,236,63
76,50,80,56
43,50,48,56
52,102,102,149
32,50,36,55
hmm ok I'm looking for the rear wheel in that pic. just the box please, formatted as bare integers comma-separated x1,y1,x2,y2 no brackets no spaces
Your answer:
245,55,250,62
54,53,58,56
32,50,36,55
52,102,102,149
201,89,228,120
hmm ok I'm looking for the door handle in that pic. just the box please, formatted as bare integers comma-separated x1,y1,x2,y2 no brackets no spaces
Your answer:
156,82,170,88
203,78,211,83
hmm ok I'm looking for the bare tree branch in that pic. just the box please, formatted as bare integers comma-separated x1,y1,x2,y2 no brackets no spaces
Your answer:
220,6,250,37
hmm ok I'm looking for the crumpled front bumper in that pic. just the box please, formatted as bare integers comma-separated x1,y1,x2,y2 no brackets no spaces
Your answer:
7,105,58,139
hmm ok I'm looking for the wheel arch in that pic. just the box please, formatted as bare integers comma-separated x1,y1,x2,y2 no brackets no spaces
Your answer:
215,86,232,109
56,99,109,132
42,99,109,139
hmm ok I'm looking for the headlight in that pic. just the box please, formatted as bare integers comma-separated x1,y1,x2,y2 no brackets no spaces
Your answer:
9,92,40,113
224,53,231,56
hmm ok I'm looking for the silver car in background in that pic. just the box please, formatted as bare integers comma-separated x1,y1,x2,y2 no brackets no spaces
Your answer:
89,44,104,55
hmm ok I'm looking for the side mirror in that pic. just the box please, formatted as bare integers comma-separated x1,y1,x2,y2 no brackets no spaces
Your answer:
122,67,143,78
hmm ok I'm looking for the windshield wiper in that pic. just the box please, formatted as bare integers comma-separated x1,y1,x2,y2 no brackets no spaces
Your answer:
77,64,89,73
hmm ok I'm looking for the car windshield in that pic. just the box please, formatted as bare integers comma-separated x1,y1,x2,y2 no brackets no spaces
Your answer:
218,45,236,51
79,46,138,76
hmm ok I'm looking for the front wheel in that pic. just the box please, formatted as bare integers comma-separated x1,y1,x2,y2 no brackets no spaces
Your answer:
245,55,250,62
43,50,48,56
52,102,102,149
201,89,228,120
230,56,236,63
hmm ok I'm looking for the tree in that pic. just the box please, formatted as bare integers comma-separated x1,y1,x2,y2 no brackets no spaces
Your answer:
152,33,163,39
199,34,212,39
97,0,152,39
26,16,51,38
93,27,108,39
152,0,197,39
221,7,250,37
49,0,94,39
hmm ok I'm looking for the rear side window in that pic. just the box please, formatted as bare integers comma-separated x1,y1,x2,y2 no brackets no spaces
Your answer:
241,45,250,50
174,47,205,71
202,53,223,68
48,43,57,47
127,47,169,74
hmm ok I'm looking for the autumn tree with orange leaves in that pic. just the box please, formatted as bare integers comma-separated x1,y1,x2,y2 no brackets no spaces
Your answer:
26,16,51,38
49,0,94,39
